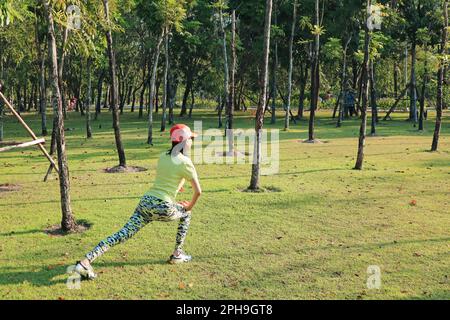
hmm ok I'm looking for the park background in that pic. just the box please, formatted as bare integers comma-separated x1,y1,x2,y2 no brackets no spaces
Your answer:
0,0,449,299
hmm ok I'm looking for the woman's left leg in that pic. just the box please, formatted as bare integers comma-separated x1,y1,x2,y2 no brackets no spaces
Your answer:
174,211,191,252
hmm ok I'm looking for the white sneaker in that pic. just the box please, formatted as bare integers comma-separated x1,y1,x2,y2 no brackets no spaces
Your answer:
74,261,97,280
168,251,192,264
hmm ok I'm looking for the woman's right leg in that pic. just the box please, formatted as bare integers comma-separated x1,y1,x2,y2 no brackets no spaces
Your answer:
85,208,152,264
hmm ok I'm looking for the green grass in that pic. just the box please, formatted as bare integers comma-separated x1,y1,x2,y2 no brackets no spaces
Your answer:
0,108,449,300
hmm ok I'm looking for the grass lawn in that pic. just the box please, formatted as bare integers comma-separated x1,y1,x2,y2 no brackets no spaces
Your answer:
0,108,449,300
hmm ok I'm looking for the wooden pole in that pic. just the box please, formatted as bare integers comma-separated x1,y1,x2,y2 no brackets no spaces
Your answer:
0,138,46,152
0,91,59,173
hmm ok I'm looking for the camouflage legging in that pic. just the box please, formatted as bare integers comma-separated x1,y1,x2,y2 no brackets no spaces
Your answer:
85,195,191,263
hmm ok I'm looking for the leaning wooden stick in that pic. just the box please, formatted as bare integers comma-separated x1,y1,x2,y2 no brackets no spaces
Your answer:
0,138,46,152
0,91,59,174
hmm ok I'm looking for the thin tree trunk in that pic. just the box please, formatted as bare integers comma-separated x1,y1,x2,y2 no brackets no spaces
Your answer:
59,26,69,120
160,26,169,132
42,0,76,232
409,37,418,122
383,85,409,120
180,71,193,117
103,0,126,167
139,60,148,118
370,60,378,135
36,25,47,135
78,59,84,116
297,61,308,119
271,3,278,124
218,6,229,129
86,58,93,138
227,9,237,153
431,0,448,151
419,44,428,131
284,0,297,130
336,36,352,127
393,62,399,98
354,0,371,170
168,72,177,125
308,0,320,142
249,0,273,190
188,89,194,118
147,29,164,145
95,70,104,120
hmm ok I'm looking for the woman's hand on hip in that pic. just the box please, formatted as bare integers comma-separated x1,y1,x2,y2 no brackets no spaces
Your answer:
178,200,192,211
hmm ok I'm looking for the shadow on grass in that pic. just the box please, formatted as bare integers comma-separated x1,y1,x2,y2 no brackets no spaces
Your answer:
402,291,450,300
0,265,68,290
0,258,167,290
0,229,42,237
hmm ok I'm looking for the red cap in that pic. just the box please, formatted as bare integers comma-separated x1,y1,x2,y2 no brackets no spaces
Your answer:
170,124,198,142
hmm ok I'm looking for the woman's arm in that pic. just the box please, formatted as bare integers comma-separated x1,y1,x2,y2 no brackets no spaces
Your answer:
180,177,202,211
177,178,186,193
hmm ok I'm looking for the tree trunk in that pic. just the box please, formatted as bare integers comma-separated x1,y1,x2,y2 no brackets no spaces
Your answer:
271,4,278,125
160,26,169,132
393,62,399,98
59,26,69,120
42,0,76,232
308,0,320,142
155,80,160,113
180,71,193,117
78,59,84,116
249,0,273,190
409,37,418,123
138,60,148,118
227,10,237,153
188,89,194,118
147,30,164,145
354,0,371,170
284,0,297,130
336,36,351,127
419,45,428,131
86,58,93,138
168,72,177,125
218,7,229,129
431,0,448,151
370,60,378,135
297,62,308,119
103,0,127,167
36,28,47,135
95,70,104,120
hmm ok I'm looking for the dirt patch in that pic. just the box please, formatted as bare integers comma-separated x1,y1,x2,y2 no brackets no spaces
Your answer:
240,185,283,193
44,220,92,236
301,139,324,144
103,165,148,173
0,183,21,193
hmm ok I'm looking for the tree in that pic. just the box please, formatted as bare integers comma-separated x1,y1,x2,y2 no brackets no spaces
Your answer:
249,0,273,190
103,0,127,168
354,0,372,170
306,0,322,143
147,30,164,145
431,0,448,151
217,1,229,129
150,0,186,132
284,0,297,131
42,0,76,232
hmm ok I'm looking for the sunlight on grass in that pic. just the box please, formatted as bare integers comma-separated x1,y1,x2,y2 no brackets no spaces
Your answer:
0,110,449,299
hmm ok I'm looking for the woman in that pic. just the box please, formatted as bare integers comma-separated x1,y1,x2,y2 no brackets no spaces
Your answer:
74,124,202,280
